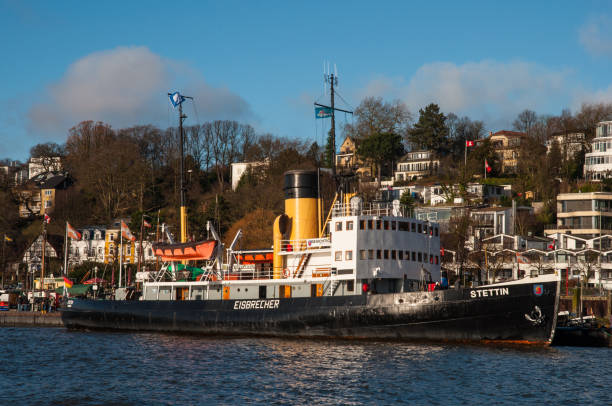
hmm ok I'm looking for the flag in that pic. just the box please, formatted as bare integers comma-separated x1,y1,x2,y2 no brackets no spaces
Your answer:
63,276,73,288
66,222,82,240
121,220,136,241
143,219,152,228
169,91,185,108
440,247,445,256
485,159,491,173
548,239,556,250
315,106,332,119
4,235,12,242
466,140,475,147
44,213,51,223
516,252,530,264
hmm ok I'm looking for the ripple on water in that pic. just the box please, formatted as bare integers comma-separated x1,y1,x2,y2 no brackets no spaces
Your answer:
0,328,611,405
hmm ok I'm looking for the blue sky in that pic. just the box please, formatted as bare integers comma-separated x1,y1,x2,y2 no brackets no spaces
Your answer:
1,0,612,161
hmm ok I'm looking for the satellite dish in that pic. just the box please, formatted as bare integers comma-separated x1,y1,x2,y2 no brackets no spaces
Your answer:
349,196,363,215
392,199,401,217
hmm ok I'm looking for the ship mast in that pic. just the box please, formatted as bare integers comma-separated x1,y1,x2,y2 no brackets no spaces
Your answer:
168,92,193,243
314,71,352,178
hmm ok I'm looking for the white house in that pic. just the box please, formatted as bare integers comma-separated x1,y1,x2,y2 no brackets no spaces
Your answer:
584,121,612,180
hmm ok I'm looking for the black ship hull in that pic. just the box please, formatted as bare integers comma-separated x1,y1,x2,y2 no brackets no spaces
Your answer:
61,278,560,344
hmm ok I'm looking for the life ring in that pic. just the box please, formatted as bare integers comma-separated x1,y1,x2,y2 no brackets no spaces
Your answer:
283,268,290,278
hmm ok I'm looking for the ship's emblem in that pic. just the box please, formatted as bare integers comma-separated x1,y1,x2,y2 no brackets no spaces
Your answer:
533,284,543,296
524,306,545,325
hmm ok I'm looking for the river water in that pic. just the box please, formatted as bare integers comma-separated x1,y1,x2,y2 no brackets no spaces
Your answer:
0,327,610,405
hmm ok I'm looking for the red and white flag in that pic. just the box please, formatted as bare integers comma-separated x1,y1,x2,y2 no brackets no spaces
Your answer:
121,220,136,241
485,159,491,173
43,213,51,224
547,239,556,250
466,140,475,147
66,222,81,240
143,219,152,228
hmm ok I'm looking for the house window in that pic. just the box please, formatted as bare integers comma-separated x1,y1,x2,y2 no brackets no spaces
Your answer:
346,221,353,230
127,246,131,255
98,247,103,255
336,222,342,231
45,200,52,208
148,249,153,257
335,251,342,261
345,251,353,260
360,250,367,260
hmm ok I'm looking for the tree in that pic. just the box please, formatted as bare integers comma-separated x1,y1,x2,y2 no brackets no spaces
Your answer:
343,97,411,141
446,113,485,160
513,109,539,134
409,104,449,176
323,129,334,168
409,103,449,154
356,132,404,187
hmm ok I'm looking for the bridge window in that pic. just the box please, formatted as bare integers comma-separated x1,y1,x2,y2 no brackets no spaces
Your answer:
391,250,396,260
391,221,396,230
376,220,381,230
384,250,389,259
418,252,422,262
418,224,422,233
435,255,439,264
376,250,382,259
434,227,439,237
384,220,389,230
411,251,416,261
398,251,403,260
399,221,409,231
368,250,374,259
411,223,416,232
367,219,373,229
346,221,353,230
360,250,367,260
359,220,365,230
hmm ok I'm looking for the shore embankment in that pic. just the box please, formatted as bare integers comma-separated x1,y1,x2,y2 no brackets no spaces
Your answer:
0,311,63,327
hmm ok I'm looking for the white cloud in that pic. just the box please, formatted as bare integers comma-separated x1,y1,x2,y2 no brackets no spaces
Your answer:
579,15,612,56
357,60,573,128
28,46,251,135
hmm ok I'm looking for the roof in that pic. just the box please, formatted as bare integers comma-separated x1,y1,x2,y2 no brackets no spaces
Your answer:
471,206,511,213
55,284,92,296
490,130,526,137
40,175,69,189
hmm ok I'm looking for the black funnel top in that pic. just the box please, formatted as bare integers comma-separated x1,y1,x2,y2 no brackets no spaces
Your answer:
284,170,318,199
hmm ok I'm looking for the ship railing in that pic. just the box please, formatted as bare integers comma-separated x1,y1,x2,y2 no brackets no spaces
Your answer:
219,263,335,281
330,201,405,218
280,238,331,253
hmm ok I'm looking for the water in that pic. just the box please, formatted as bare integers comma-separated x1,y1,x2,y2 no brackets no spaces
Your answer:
1,328,610,405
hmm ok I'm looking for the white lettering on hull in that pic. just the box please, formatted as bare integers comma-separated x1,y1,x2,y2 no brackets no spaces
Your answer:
469,287,509,298
233,299,280,310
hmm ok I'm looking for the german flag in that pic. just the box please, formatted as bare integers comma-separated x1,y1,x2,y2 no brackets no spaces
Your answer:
63,276,73,288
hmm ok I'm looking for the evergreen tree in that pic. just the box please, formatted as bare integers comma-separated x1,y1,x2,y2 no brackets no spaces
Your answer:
323,130,334,168
409,103,449,154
